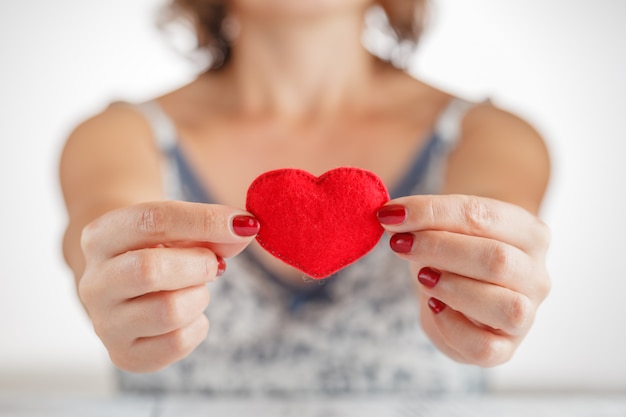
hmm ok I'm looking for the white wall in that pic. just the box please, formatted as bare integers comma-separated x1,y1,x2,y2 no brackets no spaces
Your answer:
1,0,625,394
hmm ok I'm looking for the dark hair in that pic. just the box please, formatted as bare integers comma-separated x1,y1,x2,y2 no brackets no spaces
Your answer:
163,0,428,70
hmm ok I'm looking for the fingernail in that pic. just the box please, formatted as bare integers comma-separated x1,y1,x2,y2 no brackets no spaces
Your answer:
376,204,407,225
389,233,414,254
428,297,447,314
232,215,260,237
216,257,226,277
418,267,441,288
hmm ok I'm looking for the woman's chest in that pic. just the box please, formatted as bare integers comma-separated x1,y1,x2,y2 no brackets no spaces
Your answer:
176,115,432,209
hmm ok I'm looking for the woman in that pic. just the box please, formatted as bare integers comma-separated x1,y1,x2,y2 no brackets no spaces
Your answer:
60,0,551,396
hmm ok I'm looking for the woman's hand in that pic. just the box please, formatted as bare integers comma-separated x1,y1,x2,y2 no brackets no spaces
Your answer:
77,200,259,373
377,194,551,367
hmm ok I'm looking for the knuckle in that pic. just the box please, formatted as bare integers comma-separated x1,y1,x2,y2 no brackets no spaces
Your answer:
112,343,168,373
425,198,439,226
484,241,515,279
470,334,509,367
195,286,212,310
534,219,552,250
132,251,162,292
109,316,210,373
134,204,167,237
90,311,121,347
91,316,112,340
155,287,210,331
77,268,106,309
108,351,130,371
77,275,96,306
461,196,497,233
504,293,534,333
165,327,196,358
536,271,552,301
80,218,103,255
201,251,218,281
156,292,187,330
199,209,219,238
167,334,188,358
109,349,150,373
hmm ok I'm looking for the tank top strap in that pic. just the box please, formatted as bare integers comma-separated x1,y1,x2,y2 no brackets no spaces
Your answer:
434,97,481,149
397,96,484,196
131,100,178,154
116,99,184,200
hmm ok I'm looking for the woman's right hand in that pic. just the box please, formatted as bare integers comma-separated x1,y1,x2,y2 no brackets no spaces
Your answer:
77,201,259,373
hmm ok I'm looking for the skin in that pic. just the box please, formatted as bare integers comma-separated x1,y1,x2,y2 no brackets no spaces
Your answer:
60,0,551,372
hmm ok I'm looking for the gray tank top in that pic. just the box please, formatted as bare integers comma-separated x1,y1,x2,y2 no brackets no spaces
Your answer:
115,98,486,397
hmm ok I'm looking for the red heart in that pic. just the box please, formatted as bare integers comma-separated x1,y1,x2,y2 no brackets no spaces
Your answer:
245,167,390,279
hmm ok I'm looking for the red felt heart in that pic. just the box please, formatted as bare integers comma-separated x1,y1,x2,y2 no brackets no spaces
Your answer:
245,167,390,279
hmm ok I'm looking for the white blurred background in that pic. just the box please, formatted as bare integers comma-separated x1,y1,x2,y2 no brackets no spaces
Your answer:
0,0,625,394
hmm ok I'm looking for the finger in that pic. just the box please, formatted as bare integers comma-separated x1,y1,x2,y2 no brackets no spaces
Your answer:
84,246,223,303
81,201,259,261
380,194,550,253
394,230,531,293
113,314,210,373
420,270,535,336
421,297,516,367
115,285,210,339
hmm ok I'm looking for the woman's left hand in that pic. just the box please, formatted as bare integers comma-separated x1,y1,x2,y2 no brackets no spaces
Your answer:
377,194,551,367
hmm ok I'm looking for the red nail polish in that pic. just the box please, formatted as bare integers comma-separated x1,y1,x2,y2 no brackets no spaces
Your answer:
216,257,226,277
428,297,446,314
376,204,407,225
232,215,260,237
418,267,441,288
389,233,414,254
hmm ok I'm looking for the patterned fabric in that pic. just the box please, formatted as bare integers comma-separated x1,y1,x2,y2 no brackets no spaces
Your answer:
115,98,486,397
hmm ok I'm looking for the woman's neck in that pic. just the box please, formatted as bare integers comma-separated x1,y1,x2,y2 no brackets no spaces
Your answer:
221,6,381,120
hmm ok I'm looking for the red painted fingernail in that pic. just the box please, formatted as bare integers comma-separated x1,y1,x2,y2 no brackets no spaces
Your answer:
418,267,441,288
428,297,447,314
232,215,260,237
216,257,226,277
389,233,414,254
376,204,407,225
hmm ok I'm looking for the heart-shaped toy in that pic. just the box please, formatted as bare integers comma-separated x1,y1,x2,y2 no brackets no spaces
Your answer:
245,167,390,279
